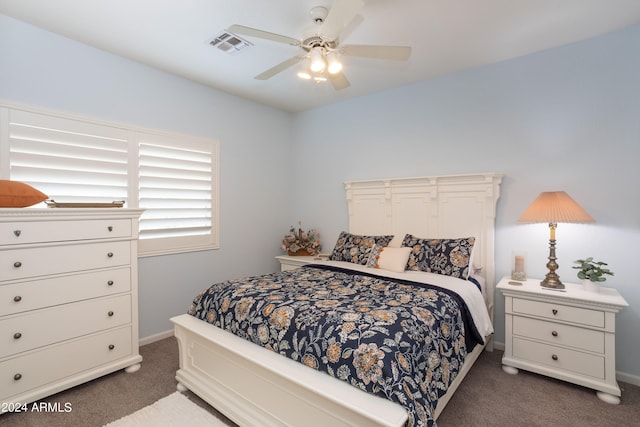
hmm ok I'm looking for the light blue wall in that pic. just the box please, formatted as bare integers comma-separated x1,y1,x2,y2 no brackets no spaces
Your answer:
291,24,640,380
2,13,638,381
0,14,295,338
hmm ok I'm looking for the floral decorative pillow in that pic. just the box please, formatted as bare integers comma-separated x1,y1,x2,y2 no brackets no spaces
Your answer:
402,234,476,279
329,231,394,265
366,244,385,268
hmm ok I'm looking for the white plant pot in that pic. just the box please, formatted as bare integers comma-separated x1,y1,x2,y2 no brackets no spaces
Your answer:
583,279,601,292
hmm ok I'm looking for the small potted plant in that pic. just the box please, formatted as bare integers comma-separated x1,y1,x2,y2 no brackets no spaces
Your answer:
572,257,614,292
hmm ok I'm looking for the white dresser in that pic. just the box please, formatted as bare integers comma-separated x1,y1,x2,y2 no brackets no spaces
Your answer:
497,276,628,404
0,208,144,409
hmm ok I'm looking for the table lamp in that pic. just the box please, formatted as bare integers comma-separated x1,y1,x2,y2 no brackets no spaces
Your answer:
518,191,595,289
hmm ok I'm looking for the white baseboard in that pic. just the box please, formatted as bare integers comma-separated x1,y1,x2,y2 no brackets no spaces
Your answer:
617,371,640,387
139,329,174,346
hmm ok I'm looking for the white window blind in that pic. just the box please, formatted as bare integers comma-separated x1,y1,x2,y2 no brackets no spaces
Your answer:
137,135,217,255
8,110,129,204
0,104,219,256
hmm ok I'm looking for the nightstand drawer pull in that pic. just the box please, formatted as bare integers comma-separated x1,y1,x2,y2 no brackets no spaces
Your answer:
108,226,113,232
552,331,558,337
108,280,114,286
107,252,114,258
14,230,21,237
13,332,22,339
108,311,114,317
552,309,558,315
14,373,22,381
108,344,115,350
552,354,558,361
13,261,22,268
13,295,22,302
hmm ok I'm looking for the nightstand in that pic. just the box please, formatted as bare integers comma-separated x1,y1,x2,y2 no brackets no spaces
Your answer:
275,255,324,271
497,276,628,404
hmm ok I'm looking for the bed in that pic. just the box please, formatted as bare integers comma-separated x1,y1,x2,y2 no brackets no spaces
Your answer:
171,173,503,427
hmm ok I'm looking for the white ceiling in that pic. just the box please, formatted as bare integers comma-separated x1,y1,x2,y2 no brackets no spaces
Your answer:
2,0,640,113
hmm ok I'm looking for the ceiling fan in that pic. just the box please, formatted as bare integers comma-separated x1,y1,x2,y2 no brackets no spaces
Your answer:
228,0,412,90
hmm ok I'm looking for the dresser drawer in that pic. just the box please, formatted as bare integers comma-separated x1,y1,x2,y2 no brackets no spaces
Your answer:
513,337,605,379
512,316,605,353
512,298,604,328
1,241,131,282
0,294,131,358
0,219,132,245
1,268,131,316
1,326,133,400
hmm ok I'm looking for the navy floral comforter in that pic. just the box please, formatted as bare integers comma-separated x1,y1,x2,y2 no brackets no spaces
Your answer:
188,264,483,427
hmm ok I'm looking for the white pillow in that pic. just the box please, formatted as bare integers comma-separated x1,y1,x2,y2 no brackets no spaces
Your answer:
375,247,412,273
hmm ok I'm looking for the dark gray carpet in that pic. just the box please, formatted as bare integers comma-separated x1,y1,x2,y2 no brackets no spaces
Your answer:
2,337,638,426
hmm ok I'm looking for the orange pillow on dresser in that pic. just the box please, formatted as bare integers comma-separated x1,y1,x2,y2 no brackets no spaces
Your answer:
0,180,48,207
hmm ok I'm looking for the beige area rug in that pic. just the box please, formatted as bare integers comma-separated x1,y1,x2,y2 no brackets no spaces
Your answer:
104,392,227,427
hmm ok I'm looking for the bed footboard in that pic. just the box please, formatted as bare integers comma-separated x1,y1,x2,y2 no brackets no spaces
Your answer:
172,314,408,427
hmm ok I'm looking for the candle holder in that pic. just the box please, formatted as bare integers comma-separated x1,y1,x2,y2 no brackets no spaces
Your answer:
511,251,527,281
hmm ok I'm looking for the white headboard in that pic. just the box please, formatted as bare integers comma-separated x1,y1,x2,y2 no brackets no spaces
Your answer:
344,173,503,323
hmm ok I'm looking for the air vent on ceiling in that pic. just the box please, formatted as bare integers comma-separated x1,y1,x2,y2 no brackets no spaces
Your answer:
209,31,252,54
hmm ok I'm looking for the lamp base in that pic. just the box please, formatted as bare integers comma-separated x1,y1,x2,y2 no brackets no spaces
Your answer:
541,233,565,289
540,274,565,289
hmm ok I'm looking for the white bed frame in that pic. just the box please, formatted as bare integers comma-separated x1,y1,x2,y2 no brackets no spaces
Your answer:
172,173,503,426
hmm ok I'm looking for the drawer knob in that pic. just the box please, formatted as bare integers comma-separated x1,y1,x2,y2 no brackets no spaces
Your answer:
108,226,113,232
109,344,115,350
552,331,558,337
14,295,22,302
552,354,558,361
13,230,21,237
14,373,22,381
13,332,22,339
107,252,114,258
552,309,558,315
13,261,22,268
107,280,114,286
108,311,114,317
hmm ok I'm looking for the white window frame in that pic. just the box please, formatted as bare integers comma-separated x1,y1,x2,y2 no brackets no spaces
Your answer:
0,101,220,257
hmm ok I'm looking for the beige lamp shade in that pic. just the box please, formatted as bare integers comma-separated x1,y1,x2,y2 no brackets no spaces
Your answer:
518,191,594,289
518,191,595,224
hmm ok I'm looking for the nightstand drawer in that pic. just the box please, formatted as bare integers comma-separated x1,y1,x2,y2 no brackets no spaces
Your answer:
512,298,604,328
276,255,320,272
0,219,132,245
512,316,605,353
513,337,605,379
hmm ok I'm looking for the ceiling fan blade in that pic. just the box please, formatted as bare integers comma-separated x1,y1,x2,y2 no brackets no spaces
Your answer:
255,56,304,80
320,0,365,41
340,45,412,61
329,71,351,90
228,24,300,46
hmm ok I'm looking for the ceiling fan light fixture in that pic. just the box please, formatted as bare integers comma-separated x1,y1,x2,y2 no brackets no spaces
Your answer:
297,69,312,80
297,58,312,80
326,51,342,74
309,48,326,72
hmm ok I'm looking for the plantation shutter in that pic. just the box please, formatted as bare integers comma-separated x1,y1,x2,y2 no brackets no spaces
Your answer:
137,134,218,255
1,103,219,256
7,109,129,204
